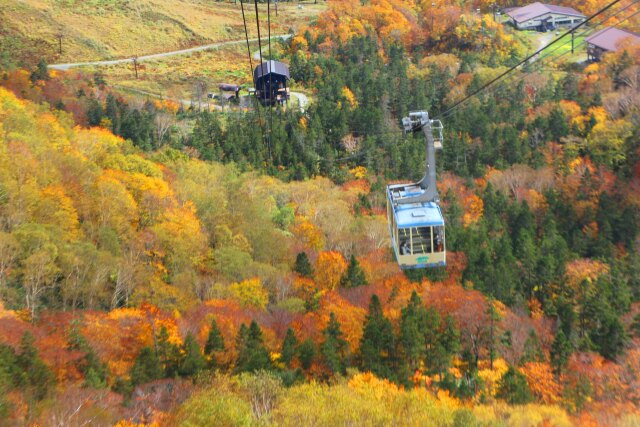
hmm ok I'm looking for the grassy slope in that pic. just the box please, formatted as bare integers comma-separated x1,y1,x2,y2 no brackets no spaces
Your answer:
0,0,325,65
96,41,293,98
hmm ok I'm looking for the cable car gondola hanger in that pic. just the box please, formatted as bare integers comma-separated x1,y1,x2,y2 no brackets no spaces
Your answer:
387,111,446,270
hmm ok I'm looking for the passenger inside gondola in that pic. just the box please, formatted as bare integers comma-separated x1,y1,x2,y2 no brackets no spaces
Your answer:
400,240,410,255
434,226,444,252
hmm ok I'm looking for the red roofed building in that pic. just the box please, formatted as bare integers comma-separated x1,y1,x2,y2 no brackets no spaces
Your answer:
586,27,640,61
506,2,585,31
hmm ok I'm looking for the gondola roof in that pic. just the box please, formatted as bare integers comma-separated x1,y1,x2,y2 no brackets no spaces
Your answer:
253,60,290,81
388,185,444,227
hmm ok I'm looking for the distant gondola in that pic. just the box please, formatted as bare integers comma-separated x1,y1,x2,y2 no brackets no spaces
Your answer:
386,111,446,269
252,60,290,106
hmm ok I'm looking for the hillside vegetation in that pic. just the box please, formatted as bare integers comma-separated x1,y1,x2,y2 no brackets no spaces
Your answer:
0,0,324,67
1,0,640,425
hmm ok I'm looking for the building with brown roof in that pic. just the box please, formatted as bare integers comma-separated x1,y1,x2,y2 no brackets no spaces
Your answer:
506,2,585,31
586,27,640,61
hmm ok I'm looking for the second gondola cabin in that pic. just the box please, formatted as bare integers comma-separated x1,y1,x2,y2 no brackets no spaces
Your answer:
253,60,290,106
387,183,446,269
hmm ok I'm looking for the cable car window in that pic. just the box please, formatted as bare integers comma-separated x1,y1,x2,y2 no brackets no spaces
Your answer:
433,226,445,252
399,227,410,255
411,227,432,254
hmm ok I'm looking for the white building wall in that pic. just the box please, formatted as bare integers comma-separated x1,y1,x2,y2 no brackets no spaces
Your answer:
513,13,585,30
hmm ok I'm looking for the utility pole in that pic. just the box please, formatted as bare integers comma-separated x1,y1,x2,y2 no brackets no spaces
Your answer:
275,0,278,17
132,56,139,79
571,30,575,54
431,2,436,31
55,32,63,55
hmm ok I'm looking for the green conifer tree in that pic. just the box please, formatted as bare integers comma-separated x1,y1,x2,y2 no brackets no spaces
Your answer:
434,314,460,377
30,58,49,82
179,333,206,377
399,291,427,372
424,305,443,372
0,343,14,418
17,332,55,401
590,310,627,361
130,347,162,386
204,318,225,368
67,325,108,388
298,339,316,371
340,254,368,288
235,321,272,373
359,295,396,380
321,312,349,375
550,330,572,376
294,252,313,277
520,329,545,365
157,326,180,377
496,366,533,404
280,328,299,368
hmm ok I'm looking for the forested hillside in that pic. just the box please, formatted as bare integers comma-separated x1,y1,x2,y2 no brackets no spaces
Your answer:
1,0,640,425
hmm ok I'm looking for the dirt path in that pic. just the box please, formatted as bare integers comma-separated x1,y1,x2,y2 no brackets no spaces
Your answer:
49,35,292,70
529,33,554,63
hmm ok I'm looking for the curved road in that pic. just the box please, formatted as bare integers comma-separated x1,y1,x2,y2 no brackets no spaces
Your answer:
49,34,292,70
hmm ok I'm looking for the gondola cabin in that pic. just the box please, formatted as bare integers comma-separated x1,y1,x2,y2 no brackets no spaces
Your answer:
387,183,446,269
253,60,290,106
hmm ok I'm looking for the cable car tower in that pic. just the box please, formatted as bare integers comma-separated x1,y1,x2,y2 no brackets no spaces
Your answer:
386,111,446,269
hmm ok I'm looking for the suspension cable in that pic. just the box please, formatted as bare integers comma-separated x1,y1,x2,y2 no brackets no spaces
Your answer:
253,0,272,164
239,0,254,75
267,0,275,163
433,0,625,120
439,0,640,120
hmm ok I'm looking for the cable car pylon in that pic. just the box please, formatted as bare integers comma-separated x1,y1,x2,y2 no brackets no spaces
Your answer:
386,111,446,269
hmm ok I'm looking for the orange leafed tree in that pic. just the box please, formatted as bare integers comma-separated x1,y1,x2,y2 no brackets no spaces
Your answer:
520,362,562,404
314,251,348,291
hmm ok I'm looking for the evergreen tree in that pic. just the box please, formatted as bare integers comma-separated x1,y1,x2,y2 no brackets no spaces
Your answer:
590,309,627,361
235,321,272,373
105,93,121,134
190,112,224,160
520,329,545,365
294,252,313,277
548,108,569,141
550,330,572,376
157,326,180,377
320,312,349,375
359,295,396,380
67,325,108,388
0,344,18,391
435,314,461,376
30,58,49,82
556,296,576,339
280,328,299,368
87,97,104,126
423,305,443,372
339,254,367,288
399,291,427,372
204,318,225,367
298,339,316,371
496,366,533,404
179,333,206,377
631,314,640,339
130,347,162,386
16,332,55,401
